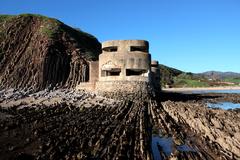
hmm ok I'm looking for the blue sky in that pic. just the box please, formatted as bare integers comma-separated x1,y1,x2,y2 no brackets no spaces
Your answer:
1,0,240,73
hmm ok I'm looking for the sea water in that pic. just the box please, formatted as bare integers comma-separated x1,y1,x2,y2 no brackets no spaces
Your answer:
207,102,240,110
151,134,196,160
191,89,240,94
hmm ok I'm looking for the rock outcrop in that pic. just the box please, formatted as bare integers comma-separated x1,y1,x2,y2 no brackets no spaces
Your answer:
162,100,240,159
1,87,239,159
0,14,101,91
0,87,153,160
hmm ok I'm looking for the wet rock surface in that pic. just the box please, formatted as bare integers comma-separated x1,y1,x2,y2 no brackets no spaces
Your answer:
0,88,239,159
160,91,240,159
0,88,152,160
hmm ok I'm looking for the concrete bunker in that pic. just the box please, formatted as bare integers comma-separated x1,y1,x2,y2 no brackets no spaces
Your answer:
151,60,161,90
99,40,150,82
102,46,118,52
76,40,160,92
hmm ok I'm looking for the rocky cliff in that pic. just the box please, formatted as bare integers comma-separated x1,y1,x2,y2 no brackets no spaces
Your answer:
0,14,101,91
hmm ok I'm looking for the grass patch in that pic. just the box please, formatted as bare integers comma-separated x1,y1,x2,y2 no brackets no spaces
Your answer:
19,13,49,19
0,15,14,24
174,78,209,88
39,18,61,38
40,27,56,38
17,14,60,38
224,77,240,84
0,14,60,38
173,73,210,88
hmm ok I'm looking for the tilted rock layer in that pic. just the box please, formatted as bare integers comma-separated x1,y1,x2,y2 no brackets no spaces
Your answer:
0,14,101,90
1,87,240,159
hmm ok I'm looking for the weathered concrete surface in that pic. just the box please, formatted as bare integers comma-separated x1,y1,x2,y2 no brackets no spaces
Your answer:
75,40,161,92
99,40,150,82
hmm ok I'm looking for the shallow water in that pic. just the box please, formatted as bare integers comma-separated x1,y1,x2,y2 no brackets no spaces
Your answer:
177,144,196,152
207,102,240,110
191,89,240,94
151,135,196,160
152,136,173,160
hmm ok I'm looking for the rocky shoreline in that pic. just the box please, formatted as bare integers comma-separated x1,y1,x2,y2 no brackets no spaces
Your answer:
0,88,239,159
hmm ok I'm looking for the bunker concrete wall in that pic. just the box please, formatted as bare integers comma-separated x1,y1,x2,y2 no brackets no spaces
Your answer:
95,81,149,93
102,40,149,52
89,61,99,82
76,40,161,92
99,40,151,82
99,52,150,81
150,60,161,90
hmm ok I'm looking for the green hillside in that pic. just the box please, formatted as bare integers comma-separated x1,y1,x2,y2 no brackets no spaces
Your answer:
159,64,183,87
173,73,210,88
159,65,240,88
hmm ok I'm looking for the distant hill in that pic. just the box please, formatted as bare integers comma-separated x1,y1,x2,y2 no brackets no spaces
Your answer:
159,65,240,88
197,71,240,80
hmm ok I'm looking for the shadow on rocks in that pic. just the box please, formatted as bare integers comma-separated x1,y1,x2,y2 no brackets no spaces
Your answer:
158,91,222,102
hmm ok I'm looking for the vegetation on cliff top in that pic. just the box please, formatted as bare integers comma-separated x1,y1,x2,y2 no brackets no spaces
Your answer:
0,14,100,60
0,14,101,90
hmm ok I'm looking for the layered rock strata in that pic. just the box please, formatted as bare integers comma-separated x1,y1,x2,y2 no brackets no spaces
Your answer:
0,14,101,91
0,88,152,160
162,100,240,159
1,87,239,159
